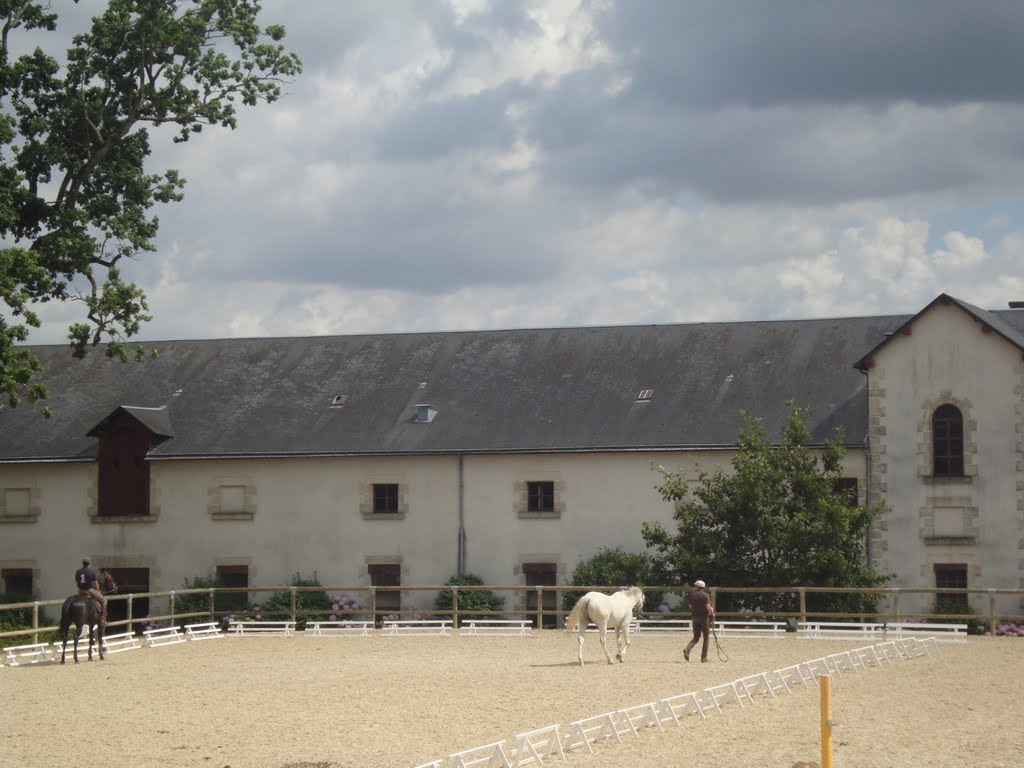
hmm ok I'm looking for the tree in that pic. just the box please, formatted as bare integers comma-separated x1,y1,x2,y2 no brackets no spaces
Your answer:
561,546,663,613
0,0,301,412
642,402,890,615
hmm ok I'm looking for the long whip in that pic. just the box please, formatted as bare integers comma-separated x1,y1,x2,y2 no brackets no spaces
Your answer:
711,621,729,662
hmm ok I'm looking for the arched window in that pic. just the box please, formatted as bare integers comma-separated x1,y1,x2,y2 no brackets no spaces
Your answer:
932,404,964,477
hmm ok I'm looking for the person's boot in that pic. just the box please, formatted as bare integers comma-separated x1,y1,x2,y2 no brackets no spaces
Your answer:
683,647,690,662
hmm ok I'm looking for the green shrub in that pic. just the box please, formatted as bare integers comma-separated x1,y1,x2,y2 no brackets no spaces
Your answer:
562,547,663,612
0,593,48,651
173,576,219,623
933,597,984,635
260,572,333,629
434,574,504,620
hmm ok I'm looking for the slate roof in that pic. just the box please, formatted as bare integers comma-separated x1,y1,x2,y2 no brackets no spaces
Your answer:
2,302,1021,462
854,293,1024,370
86,405,174,443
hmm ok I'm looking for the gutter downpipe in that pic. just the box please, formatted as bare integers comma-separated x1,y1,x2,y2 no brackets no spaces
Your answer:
860,369,873,570
458,454,466,576
865,431,872,568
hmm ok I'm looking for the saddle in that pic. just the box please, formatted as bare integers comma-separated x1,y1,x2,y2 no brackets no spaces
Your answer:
78,590,104,616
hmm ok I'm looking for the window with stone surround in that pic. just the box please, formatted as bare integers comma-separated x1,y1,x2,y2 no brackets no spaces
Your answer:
1,488,37,522
216,564,250,611
360,481,407,519
933,563,968,611
527,481,555,513
368,563,401,622
1,567,33,598
373,483,399,514
832,478,858,507
210,481,255,521
515,478,564,518
932,404,965,477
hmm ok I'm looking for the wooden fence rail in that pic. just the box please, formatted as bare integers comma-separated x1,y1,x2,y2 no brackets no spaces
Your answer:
2,584,1021,645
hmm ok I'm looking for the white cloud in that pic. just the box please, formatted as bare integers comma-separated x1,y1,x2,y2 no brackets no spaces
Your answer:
932,231,988,268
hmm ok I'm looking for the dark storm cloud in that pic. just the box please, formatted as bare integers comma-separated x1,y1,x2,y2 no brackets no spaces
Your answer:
524,87,1024,204
597,0,1024,109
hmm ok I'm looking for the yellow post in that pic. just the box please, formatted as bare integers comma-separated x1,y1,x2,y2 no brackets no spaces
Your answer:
820,675,833,768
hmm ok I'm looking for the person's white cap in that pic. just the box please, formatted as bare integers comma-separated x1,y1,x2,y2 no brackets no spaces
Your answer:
694,580,706,588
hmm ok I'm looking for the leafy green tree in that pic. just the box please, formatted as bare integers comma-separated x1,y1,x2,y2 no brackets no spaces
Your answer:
434,574,504,620
643,402,890,616
0,0,301,412
561,546,663,613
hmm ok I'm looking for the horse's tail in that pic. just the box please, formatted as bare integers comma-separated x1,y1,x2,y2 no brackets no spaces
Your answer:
564,594,589,633
58,596,78,639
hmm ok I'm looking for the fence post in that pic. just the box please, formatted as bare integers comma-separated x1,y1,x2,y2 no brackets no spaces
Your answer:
127,594,134,631
369,586,377,626
32,601,40,645
820,675,833,768
893,589,900,624
170,590,176,625
988,589,997,636
289,587,297,624
452,586,459,628
209,588,215,622
799,587,806,625
536,586,543,629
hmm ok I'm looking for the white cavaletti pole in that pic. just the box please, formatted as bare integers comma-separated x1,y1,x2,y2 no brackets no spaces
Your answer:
820,675,833,768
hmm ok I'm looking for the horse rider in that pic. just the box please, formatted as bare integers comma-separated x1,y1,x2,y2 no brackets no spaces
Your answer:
683,579,715,663
74,557,107,623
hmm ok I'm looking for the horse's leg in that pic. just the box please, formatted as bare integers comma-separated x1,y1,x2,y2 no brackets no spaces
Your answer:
599,621,614,664
60,630,67,665
98,615,105,660
87,621,94,661
617,624,631,662
73,624,80,663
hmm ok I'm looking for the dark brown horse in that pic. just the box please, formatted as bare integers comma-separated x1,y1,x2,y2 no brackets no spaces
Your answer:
59,571,118,664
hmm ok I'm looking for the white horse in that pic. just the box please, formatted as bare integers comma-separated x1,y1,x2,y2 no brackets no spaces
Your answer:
564,586,644,666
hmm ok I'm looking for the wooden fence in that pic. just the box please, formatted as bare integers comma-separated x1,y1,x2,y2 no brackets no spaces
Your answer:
2,584,1021,645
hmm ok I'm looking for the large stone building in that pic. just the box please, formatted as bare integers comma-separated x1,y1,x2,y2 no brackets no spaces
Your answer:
1,293,1022,619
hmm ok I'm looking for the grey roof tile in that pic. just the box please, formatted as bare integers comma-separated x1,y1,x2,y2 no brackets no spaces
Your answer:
6,298,1020,461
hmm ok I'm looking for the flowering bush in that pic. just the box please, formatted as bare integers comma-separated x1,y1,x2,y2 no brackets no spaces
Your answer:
989,622,1024,637
328,594,368,623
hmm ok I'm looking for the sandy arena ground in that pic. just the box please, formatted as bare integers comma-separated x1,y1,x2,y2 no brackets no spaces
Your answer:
1,631,1021,768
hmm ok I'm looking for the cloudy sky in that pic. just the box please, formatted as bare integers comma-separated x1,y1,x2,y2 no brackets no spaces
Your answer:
24,1,1024,343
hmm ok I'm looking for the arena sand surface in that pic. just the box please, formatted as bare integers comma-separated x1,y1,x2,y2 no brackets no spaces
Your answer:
1,631,1021,768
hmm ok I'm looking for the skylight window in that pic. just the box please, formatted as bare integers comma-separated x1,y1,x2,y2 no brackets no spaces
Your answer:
414,404,437,423
637,389,654,401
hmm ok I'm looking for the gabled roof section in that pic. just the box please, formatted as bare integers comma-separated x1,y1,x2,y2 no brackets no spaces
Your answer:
86,405,174,445
854,293,1024,371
